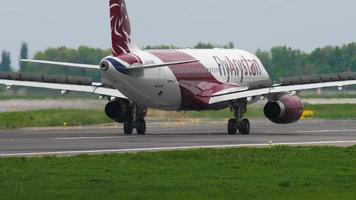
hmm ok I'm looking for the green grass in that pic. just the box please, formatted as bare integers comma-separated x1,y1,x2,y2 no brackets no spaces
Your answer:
0,146,355,199
0,109,111,129
304,104,356,119
299,90,356,99
301,94,356,99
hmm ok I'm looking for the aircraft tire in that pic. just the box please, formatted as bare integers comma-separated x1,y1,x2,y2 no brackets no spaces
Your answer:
124,121,134,135
136,119,146,135
239,119,250,135
228,119,238,135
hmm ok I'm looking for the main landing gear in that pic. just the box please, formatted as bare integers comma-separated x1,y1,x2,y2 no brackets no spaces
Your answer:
228,99,251,135
123,104,147,135
124,118,146,135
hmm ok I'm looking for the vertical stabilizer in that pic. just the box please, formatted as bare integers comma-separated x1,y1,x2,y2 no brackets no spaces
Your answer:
110,0,136,56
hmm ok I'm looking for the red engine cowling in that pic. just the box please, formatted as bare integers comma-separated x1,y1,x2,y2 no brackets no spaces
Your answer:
264,94,304,124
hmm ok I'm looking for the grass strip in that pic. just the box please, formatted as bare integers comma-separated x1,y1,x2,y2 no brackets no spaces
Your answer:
304,104,356,119
0,146,355,200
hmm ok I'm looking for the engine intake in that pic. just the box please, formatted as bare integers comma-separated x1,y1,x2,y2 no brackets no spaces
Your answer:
264,94,304,124
105,99,132,123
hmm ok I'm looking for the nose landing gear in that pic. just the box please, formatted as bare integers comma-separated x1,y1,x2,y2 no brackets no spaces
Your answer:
228,99,251,135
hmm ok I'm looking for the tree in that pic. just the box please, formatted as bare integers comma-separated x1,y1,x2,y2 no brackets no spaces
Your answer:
22,46,110,81
223,42,235,49
144,45,175,50
351,56,356,72
194,42,215,49
194,41,235,49
19,42,28,72
255,49,272,77
1,50,11,72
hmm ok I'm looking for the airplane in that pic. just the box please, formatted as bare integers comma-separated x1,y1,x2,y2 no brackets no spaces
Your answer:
1,0,356,135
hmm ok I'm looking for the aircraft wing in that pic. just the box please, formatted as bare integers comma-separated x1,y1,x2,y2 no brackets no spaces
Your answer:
209,73,356,104
0,77,126,99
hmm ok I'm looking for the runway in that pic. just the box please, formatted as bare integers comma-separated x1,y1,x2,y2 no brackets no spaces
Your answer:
0,119,356,157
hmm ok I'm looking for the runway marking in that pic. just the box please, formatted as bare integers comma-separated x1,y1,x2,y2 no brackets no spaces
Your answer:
297,129,356,133
1,140,356,157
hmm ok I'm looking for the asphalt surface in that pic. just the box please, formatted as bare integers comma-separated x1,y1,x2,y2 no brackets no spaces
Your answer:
0,120,356,157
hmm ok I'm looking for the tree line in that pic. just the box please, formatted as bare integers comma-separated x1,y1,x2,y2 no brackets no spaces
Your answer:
256,43,356,81
1,42,355,81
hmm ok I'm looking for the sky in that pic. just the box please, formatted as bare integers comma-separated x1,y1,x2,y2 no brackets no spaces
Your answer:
1,0,356,69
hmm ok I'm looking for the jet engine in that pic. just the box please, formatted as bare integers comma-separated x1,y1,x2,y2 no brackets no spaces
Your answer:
264,94,304,124
105,99,132,123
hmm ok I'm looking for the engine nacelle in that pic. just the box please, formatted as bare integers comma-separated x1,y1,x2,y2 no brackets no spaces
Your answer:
264,94,304,124
105,99,132,123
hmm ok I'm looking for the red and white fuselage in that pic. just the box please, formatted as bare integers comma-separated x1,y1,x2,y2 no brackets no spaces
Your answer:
102,49,269,110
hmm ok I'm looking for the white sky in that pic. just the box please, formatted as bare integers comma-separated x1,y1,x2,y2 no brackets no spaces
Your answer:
1,0,356,68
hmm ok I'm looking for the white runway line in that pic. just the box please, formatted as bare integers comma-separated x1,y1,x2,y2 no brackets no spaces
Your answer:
1,140,356,157
297,129,356,133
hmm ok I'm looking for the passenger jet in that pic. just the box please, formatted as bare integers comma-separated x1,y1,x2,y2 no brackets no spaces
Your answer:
1,0,356,135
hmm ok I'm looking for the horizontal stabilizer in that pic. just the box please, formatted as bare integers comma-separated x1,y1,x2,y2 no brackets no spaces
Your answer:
21,59,100,70
130,60,200,69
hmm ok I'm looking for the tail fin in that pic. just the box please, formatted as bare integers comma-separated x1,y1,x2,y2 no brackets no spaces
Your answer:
110,0,136,56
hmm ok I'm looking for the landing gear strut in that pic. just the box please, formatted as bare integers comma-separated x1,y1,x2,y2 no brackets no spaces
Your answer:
124,104,147,135
228,99,250,135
